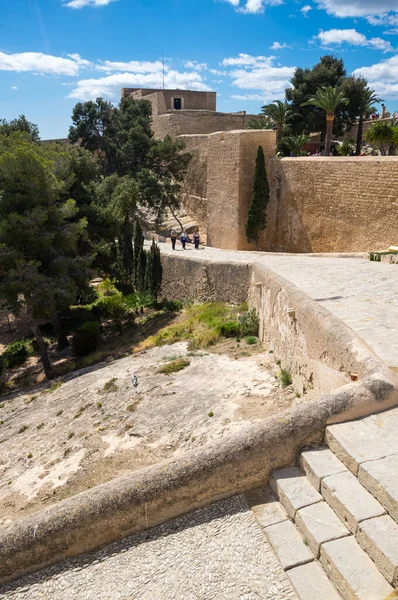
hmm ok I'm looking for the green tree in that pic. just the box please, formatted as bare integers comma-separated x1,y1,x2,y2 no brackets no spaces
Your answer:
365,121,398,155
261,100,291,140
0,137,91,376
282,134,311,156
302,86,349,155
245,146,269,249
144,239,162,299
133,221,146,291
0,115,40,142
246,115,273,129
111,178,139,289
344,81,382,155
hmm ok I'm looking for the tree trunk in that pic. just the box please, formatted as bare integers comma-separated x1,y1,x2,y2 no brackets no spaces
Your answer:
276,125,283,141
28,312,54,379
169,205,184,233
52,313,69,350
356,114,364,156
325,115,334,155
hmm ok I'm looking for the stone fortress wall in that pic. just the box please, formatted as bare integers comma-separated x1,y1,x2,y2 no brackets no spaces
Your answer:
122,88,398,253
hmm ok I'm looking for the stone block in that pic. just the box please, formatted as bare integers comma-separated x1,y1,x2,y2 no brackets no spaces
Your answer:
288,561,342,600
270,467,322,519
300,447,348,492
320,536,393,600
321,471,385,534
326,419,398,475
264,519,314,571
357,515,398,587
295,501,350,557
245,486,289,528
358,455,398,522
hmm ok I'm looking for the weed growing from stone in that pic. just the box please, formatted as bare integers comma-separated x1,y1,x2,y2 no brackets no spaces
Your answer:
67,432,74,440
64,447,71,457
208,411,214,417
24,395,37,405
27,453,32,459
36,422,44,430
275,359,281,366
0,420,3,425
0,403,3,408
50,381,63,392
96,401,102,408
74,405,89,419
158,358,190,375
18,425,28,434
56,410,63,417
280,369,292,387
102,378,118,393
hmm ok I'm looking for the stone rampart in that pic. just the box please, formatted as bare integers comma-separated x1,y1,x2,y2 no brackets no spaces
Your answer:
2,254,397,585
267,157,398,253
152,111,259,139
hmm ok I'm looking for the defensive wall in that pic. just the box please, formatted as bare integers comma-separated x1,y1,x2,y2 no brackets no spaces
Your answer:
2,253,398,584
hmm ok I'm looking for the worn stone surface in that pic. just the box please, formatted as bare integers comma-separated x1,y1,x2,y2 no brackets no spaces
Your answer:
270,467,323,519
287,561,343,600
295,501,350,558
245,486,289,528
320,536,393,600
300,447,348,492
0,495,298,600
358,454,398,522
326,418,398,475
321,471,386,534
357,515,398,587
264,519,314,571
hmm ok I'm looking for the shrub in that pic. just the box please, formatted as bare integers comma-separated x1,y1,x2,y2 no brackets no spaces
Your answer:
219,321,240,337
96,294,129,330
245,336,258,345
71,321,100,357
2,340,30,369
158,358,190,375
280,369,292,387
97,278,119,297
239,309,260,337
161,299,183,312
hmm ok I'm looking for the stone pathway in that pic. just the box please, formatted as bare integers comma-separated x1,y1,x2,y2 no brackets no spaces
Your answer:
0,496,298,600
156,242,398,369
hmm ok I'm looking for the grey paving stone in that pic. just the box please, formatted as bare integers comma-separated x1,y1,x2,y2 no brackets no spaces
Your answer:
300,447,349,492
295,501,350,557
264,519,314,571
245,485,289,528
358,454,398,522
287,561,343,600
326,419,398,475
357,515,398,587
270,467,323,519
320,536,393,600
321,470,386,534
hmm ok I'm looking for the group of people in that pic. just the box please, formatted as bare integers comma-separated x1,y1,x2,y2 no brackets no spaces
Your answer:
170,228,201,251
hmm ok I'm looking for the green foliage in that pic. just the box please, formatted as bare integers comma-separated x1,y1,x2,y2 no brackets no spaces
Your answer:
0,115,40,142
125,291,155,312
158,358,190,375
365,121,398,155
71,321,100,356
301,86,349,115
208,411,214,417
245,336,258,345
96,294,129,331
2,340,30,369
280,369,292,387
282,134,311,156
261,101,292,138
239,309,260,337
337,140,355,156
102,377,118,392
144,239,163,298
219,321,240,337
246,115,273,129
161,299,183,312
245,146,269,246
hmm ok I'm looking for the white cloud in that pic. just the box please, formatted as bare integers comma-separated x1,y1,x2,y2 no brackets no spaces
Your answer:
209,68,227,75
10,86,18,90
63,0,116,8
69,70,211,100
353,55,398,99
0,51,89,76
301,5,312,14
231,93,265,101
315,0,398,23
318,29,393,52
270,42,292,50
222,53,294,101
184,60,208,71
221,0,283,14
96,60,164,73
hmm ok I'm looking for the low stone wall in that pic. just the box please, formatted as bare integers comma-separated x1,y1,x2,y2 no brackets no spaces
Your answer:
1,255,397,584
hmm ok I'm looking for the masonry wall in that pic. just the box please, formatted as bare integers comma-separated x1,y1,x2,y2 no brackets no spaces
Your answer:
152,112,259,139
267,157,398,253
179,135,209,231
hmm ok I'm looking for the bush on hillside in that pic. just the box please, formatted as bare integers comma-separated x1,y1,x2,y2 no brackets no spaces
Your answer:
2,340,30,369
218,321,240,337
239,309,260,337
71,321,100,357
96,294,130,331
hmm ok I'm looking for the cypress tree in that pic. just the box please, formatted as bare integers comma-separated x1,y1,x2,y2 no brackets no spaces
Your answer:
245,145,269,249
133,221,145,290
144,240,163,299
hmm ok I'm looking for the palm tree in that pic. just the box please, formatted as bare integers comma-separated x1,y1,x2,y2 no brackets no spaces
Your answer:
261,100,291,140
283,134,311,157
355,87,382,155
246,115,273,129
365,121,398,155
302,87,349,155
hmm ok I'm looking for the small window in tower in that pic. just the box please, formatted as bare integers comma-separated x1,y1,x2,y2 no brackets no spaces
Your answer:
174,98,182,110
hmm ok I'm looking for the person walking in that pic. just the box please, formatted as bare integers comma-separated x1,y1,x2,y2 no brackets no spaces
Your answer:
171,229,177,250
193,229,200,249
131,370,138,387
180,230,188,250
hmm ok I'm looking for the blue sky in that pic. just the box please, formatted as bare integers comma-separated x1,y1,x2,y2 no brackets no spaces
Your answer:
1,0,398,139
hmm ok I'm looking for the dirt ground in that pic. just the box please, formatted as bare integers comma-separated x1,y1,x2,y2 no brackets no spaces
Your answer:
0,340,300,526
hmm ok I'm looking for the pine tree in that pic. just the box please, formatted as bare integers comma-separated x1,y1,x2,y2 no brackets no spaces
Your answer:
245,146,269,248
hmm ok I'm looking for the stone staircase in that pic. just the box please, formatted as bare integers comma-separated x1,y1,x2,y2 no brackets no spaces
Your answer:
246,407,398,600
